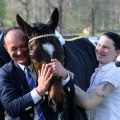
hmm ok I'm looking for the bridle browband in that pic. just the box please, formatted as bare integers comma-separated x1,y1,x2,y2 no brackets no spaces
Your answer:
29,34,57,44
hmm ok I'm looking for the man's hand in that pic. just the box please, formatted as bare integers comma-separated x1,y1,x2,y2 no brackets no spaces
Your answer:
36,64,53,95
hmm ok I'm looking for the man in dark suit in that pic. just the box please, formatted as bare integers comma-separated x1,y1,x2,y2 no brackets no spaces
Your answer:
0,27,74,120
0,32,11,120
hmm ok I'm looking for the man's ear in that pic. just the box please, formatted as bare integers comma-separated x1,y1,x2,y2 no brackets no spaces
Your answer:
116,50,120,57
4,44,8,52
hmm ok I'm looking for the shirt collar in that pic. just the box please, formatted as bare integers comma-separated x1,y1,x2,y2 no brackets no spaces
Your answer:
18,63,34,72
95,62,116,72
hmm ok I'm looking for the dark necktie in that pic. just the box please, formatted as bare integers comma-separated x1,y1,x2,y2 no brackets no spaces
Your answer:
24,66,35,90
24,66,44,120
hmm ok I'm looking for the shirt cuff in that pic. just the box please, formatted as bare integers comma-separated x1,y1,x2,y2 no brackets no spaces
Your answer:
62,73,70,86
31,88,42,104
62,70,74,86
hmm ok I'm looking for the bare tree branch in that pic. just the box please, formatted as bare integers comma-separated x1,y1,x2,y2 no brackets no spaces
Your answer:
45,0,55,9
18,0,31,21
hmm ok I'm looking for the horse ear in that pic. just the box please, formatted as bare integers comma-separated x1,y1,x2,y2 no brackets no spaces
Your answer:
16,14,32,38
48,8,59,31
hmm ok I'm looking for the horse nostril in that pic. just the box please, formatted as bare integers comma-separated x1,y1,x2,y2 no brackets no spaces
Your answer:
48,98,67,112
48,98,58,112
49,99,56,106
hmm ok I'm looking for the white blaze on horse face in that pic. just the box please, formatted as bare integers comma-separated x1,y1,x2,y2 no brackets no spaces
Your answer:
42,43,55,58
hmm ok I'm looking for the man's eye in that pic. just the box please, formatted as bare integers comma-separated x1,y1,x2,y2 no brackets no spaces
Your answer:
11,48,17,51
21,45,27,49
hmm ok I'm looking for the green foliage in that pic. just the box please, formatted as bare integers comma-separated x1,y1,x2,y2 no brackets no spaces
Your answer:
0,0,5,20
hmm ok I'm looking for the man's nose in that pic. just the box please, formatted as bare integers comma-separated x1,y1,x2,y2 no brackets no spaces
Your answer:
97,46,103,50
17,48,23,55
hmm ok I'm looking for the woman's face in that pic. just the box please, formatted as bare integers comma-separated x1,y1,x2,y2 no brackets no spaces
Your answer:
96,35,118,65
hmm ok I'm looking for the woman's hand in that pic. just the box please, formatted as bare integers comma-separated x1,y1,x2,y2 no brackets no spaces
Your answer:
48,59,68,80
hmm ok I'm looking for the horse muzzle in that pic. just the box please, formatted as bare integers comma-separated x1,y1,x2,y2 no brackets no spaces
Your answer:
48,96,67,112
48,77,66,112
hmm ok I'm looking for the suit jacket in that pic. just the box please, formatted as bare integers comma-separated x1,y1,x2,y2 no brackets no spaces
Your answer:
0,101,5,120
0,32,11,120
0,61,74,120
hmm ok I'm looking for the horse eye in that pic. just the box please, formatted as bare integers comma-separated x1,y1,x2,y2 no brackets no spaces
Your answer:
30,55,35,59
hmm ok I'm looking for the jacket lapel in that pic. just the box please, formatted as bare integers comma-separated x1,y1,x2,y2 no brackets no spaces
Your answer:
14,62,30,93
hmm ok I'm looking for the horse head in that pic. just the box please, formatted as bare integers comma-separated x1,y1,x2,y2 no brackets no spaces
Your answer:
16,8,66,112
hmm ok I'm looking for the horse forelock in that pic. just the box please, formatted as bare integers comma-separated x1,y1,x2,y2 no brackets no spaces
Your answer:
33,22,54,34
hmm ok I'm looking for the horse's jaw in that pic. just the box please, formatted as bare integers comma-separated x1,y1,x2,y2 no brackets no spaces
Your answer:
48,77,66,112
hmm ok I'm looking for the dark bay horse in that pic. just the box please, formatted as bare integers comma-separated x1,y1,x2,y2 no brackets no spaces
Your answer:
16,8,69,118
16,8,98,120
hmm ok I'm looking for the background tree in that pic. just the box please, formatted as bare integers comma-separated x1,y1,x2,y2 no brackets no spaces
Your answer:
0,0,5,20
18,0,31,22
45,0,64,33
0,0,5,31
2,0,120,36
